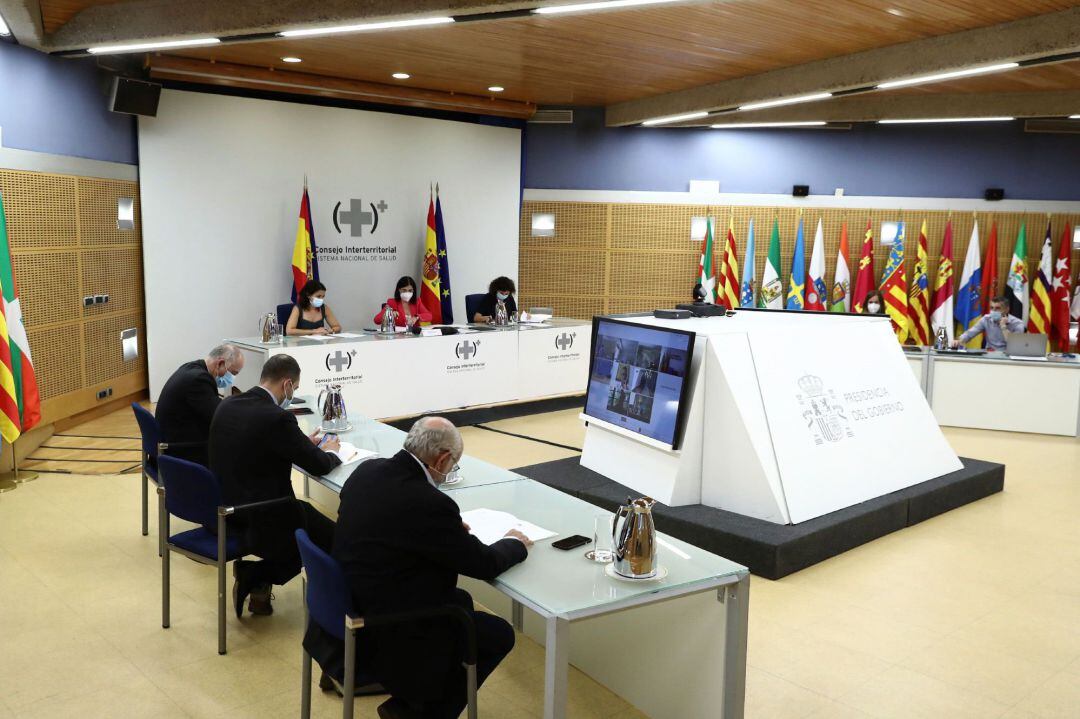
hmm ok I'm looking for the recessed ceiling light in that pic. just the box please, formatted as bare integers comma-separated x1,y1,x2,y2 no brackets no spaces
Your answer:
279,17,453,38
87,37,221,54
886,8,905,17
281,56,302,63
711,121,827,129
878,117,1015,124
488,85,505,92
535,0,682,14
738,92,833,112
641,111,709,126
877,62,1019,90
392,72,411,79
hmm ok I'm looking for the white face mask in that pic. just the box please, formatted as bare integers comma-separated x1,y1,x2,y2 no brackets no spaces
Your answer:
399,291,414,302
867,302,881,314
311,297,325,308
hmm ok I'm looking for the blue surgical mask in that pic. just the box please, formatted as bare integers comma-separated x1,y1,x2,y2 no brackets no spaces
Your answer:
497,292,510,301
989,310,1002,321
279,381,294,409
216,371,235,390
311,297,325,308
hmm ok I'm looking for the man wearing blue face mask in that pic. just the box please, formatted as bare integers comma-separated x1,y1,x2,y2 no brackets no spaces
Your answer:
472,276,518,323
952,295,1025,351
156,343,244,467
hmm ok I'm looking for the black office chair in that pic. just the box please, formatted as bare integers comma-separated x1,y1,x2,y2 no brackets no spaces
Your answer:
295,529,479,719
277,303,294,329
464,293,486,323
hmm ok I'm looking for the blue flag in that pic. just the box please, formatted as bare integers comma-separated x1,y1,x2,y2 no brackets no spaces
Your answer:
954,221,983,343
740,218,756,308
434,189,453,324
786,217,806,310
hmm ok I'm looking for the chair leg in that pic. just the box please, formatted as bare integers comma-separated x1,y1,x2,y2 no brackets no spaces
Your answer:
160,493,170,629
141,471,149,536
466,662,478,719
301,578,312,719
343,628,356,719
156,484,164,557
218,513,228,655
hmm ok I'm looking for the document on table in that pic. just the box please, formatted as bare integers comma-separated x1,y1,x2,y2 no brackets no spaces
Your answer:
460,508,557,545
303,335,334,341
332,332,362,338
328,442,377,468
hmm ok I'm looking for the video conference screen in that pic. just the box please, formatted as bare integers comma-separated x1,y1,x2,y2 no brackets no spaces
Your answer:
584,318,696,448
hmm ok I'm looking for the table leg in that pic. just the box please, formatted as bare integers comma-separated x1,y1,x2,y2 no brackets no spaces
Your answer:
512,600,524,632
543,616,568,719
303,474,310,499
721,574,750,719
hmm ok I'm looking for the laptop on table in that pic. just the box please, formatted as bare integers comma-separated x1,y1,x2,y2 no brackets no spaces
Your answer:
1006,333,1048,360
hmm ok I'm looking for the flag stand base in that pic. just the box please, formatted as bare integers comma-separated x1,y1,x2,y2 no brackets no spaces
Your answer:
0,469,38,484
0,477,15,493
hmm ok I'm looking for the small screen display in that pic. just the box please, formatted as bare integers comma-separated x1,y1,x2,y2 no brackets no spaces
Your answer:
584,318,696,448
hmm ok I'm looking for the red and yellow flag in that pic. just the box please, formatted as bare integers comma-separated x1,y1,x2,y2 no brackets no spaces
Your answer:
1028,220,1053,335
0,192,40,438
290,184,318,301
717,217,740,310
420,190,442,324
908,220,931,345
1051,223,1072,351
880,222,909,343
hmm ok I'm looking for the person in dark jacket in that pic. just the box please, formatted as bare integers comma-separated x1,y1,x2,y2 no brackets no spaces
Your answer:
305,417,530,719
471,276,518,323
156,344,244,467
209,354,342,617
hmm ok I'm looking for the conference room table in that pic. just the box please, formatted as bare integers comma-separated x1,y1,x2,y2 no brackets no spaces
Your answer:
229,318,591,420
903,347,1080,436
290,406,750,719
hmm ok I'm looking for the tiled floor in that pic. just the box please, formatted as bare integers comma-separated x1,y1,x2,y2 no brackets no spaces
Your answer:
0,407,1077,718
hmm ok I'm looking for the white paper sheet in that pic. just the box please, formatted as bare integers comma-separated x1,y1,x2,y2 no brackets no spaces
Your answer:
460,508,557,545
332,332,363,338
329,442,377,467
302,335,334,341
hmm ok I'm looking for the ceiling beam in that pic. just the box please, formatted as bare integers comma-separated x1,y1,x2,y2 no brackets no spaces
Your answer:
146,55,536,119
669,90,1080,127
0,0,44,46
606,7,1080,126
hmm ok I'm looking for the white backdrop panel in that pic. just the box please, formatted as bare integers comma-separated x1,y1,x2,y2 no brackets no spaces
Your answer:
139,90,521,398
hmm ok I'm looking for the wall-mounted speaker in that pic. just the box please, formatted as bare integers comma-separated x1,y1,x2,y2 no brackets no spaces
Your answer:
792,184,810,197
109,77,161,117
984,187,1005,201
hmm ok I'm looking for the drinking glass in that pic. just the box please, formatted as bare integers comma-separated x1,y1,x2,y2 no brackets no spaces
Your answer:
585,514,613,563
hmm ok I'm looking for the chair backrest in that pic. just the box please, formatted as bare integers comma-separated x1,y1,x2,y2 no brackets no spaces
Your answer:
465,293,486,322
131,403,161,469
296,529,353,642
158,455,223,529
276,303,294,328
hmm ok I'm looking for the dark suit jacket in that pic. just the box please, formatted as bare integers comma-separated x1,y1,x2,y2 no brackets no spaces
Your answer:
475,292,517,320
156,359,219,466
327,449,527,699
209,387,340,556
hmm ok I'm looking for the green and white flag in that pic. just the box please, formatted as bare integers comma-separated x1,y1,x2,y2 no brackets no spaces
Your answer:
759,218,784,309
697,217,717,303
1004,222,1028,323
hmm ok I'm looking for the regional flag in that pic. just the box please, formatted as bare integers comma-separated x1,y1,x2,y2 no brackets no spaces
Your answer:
1028,221,1053,336
786,217,806,311
1051,223,1072,351
420,189,441,324
908,220,931,346
880,221,909,342
1005,222,1028,323
697,217,717,303
830,222,851,313
718,217,740,310
851,220,875,313
930,221,956,343
805,218,827,311
980,221,999,315
760,219,784,309
0,193,40,436
290,183,319,302
434,186,453,324
955,221,983,348
739,218,756,308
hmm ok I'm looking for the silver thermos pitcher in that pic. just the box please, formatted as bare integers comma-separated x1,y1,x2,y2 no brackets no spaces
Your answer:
611,496,658,579
259,312,281,343
934,326,948,350
317,383,349,432
493,299,509,327
380,305,397,334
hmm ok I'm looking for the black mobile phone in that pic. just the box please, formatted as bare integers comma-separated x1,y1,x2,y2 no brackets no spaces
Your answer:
288,407,314,415
552,535,591,551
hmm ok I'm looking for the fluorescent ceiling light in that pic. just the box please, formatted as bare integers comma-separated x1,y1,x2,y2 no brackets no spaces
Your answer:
738,92,833,112
878,116,1014,124
535,0,682,15
488,85,505,92
1071,115,1080,119
281,56,302,63
711,121,827,128
876,62,1019,90
0,12,9,36
87,37,220,54
642,111,708,126
392,72,411,79
279,17,453,38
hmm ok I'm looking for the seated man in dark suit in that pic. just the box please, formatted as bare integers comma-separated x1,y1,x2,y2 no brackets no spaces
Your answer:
307,417,531,719
156,343,244,467
209,354,342,616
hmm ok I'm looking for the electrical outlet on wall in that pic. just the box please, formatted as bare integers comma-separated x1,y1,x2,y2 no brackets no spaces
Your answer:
84,296,95,307
94,295,105,304
96,389,108,400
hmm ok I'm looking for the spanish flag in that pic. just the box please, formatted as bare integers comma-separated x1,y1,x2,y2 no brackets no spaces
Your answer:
420,189,442,324
290,182,319,301
0,193,39,440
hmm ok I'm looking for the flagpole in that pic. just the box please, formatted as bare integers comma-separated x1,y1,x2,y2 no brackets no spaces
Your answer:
0,437,37,488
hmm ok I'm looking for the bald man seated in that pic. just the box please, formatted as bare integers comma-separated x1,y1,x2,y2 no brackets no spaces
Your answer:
304,417,531,719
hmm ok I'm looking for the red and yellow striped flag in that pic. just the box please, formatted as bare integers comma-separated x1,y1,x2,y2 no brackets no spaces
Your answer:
0,285,22,442
908,220,931,345
1028,221,1053,335
717,216,740,310
290,183,318,301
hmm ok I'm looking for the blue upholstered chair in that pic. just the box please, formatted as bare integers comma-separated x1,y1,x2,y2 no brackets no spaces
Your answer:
157,455,291,655
295,529,480,719
277,303,294,329
131,403,162,541
464,293,486,323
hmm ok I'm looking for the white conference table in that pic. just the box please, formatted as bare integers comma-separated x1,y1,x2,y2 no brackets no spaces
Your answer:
291,408,750,719
229,319,591,420
903,347,1080,436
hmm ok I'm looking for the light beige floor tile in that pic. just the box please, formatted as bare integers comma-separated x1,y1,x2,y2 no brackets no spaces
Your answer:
762,633,893,701
458,426,579,469
947,609,1080,672
743,666,833,719
839,666,1009,719
487,408,586,451
802,699,876,719
12,674,187,719
1010,669,1080,719
802,604,942,665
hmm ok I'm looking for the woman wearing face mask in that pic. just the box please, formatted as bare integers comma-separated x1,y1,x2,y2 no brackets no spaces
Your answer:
863,289,886,315
286,280,342,336
473,276,518,323
374,275,432,329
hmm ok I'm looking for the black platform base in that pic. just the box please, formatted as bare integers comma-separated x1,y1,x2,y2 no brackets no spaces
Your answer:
515,457,1005,579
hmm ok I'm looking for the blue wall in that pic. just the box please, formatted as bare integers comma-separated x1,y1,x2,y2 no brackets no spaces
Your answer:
524,107,1080,200
0,42,137,164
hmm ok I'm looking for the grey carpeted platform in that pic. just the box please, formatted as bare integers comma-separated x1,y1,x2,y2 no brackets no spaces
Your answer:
385,394,584,432
514,457,1005,579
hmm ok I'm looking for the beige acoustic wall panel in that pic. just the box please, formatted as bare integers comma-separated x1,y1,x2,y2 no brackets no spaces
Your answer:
26,324,84,400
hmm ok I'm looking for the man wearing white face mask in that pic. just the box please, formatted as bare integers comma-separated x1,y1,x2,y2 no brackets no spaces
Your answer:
156,343,244,467
472,276,518,323
951,295,1025,351
209,354,342,617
